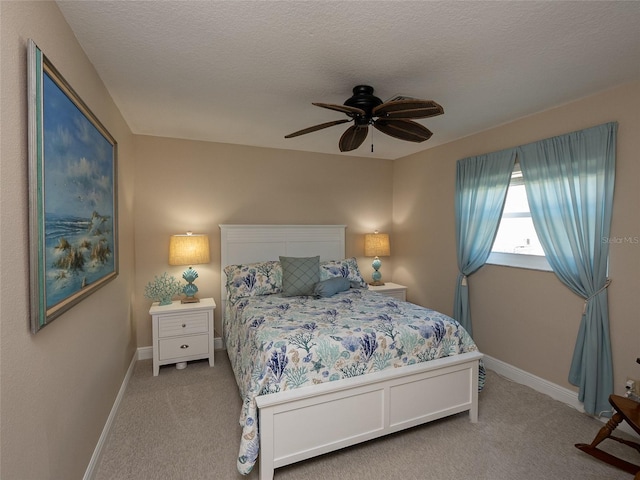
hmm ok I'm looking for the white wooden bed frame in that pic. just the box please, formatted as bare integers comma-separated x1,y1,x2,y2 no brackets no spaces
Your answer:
219,225,482,480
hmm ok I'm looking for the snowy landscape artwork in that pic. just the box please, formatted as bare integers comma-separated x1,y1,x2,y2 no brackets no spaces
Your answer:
28,40,117,333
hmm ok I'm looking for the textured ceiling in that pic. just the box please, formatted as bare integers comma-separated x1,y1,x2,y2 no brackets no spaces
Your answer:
56,1,640,160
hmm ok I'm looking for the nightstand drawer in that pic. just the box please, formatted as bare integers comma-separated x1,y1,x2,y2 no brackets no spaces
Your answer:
157,312,209,338
383,290,406,301
158,334,210,360
368,282,407,302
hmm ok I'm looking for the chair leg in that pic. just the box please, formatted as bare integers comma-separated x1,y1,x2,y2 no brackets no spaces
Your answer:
575,412,640,475
588,412,623,447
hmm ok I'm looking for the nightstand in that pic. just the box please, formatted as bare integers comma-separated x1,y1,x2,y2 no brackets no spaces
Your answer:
149,297,216,376
368,282,407,301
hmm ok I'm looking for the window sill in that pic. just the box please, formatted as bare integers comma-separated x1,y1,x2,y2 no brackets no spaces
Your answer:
486,252,553,272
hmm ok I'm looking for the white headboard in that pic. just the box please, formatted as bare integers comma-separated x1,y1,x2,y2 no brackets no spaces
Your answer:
219,224,346,322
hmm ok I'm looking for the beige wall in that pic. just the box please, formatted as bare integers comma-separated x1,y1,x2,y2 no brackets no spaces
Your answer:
133,136,394,346
393,81,640,397
0,2,136,479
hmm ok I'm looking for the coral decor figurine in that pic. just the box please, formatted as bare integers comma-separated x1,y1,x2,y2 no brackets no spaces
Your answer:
144,272,184,306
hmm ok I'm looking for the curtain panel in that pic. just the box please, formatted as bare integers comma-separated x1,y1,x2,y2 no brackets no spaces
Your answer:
518,122,617,416
453,149,516,335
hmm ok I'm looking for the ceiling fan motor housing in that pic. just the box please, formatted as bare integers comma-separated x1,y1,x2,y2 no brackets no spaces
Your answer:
344,85,382,124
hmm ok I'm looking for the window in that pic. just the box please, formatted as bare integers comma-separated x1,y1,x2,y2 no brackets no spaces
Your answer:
487,163,552,271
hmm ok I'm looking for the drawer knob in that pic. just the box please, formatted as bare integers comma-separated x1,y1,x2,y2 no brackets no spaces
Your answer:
180,344,189,349
182,323,186,328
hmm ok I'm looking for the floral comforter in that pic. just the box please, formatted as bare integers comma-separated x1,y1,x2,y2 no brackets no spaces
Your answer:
224,288,484,475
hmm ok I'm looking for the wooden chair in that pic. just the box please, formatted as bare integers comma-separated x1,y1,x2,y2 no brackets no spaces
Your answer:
575,394,640,478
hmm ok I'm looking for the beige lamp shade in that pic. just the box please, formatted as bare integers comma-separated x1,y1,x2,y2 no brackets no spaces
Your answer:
364,232,390,257
169,233,210,266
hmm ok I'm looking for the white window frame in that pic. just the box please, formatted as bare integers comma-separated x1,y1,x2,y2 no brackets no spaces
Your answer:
487,163,552,272
487,251,552,271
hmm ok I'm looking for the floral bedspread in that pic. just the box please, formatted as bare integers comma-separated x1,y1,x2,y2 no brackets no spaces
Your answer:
224,288,483,475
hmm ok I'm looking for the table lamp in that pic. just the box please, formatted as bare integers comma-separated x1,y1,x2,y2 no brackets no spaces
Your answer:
364,231,390,286
169,232,210,303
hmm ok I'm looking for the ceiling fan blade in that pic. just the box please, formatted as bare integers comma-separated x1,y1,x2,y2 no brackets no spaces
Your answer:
339,125,369,152
373,100,444,119
373,118,433,142
285,119,351,138
313,102,366,117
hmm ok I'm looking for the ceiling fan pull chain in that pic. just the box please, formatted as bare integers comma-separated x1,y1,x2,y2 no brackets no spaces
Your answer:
371,125,374,152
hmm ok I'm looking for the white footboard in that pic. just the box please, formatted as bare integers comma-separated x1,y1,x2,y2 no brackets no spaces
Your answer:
256,351,482,480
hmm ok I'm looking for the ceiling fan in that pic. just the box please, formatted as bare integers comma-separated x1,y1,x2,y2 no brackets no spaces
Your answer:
284,85,444,152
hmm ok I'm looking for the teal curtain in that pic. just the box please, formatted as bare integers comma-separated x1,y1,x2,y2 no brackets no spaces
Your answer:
518,122,617,416
454,149,516,336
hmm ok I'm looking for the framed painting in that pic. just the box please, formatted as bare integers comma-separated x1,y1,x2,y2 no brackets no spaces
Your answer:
27,40,118,333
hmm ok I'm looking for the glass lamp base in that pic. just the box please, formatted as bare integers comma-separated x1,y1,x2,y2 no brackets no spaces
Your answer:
181,268,200,303
369,256,385,286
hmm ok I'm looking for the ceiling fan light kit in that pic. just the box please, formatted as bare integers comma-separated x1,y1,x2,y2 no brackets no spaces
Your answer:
285,85,443,152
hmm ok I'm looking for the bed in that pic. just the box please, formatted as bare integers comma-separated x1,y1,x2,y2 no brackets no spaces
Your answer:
220,225,483,479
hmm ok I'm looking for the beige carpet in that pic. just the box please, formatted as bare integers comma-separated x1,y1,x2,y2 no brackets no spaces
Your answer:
93,351,638,480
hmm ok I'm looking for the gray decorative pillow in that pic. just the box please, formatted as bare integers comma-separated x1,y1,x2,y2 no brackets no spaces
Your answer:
280,256,320,297
313,277,350,298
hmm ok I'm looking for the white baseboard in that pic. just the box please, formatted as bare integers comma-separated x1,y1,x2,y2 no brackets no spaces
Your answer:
137,345,153,360
483,355,585,412
83,350,138,480
483,354,639,438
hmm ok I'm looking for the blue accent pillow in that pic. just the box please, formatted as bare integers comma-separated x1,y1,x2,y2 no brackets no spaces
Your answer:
280,256,320,297
313,277,350,298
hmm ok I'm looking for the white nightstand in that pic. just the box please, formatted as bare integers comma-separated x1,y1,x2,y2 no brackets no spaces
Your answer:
149,297,216,376
368,282,407,301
